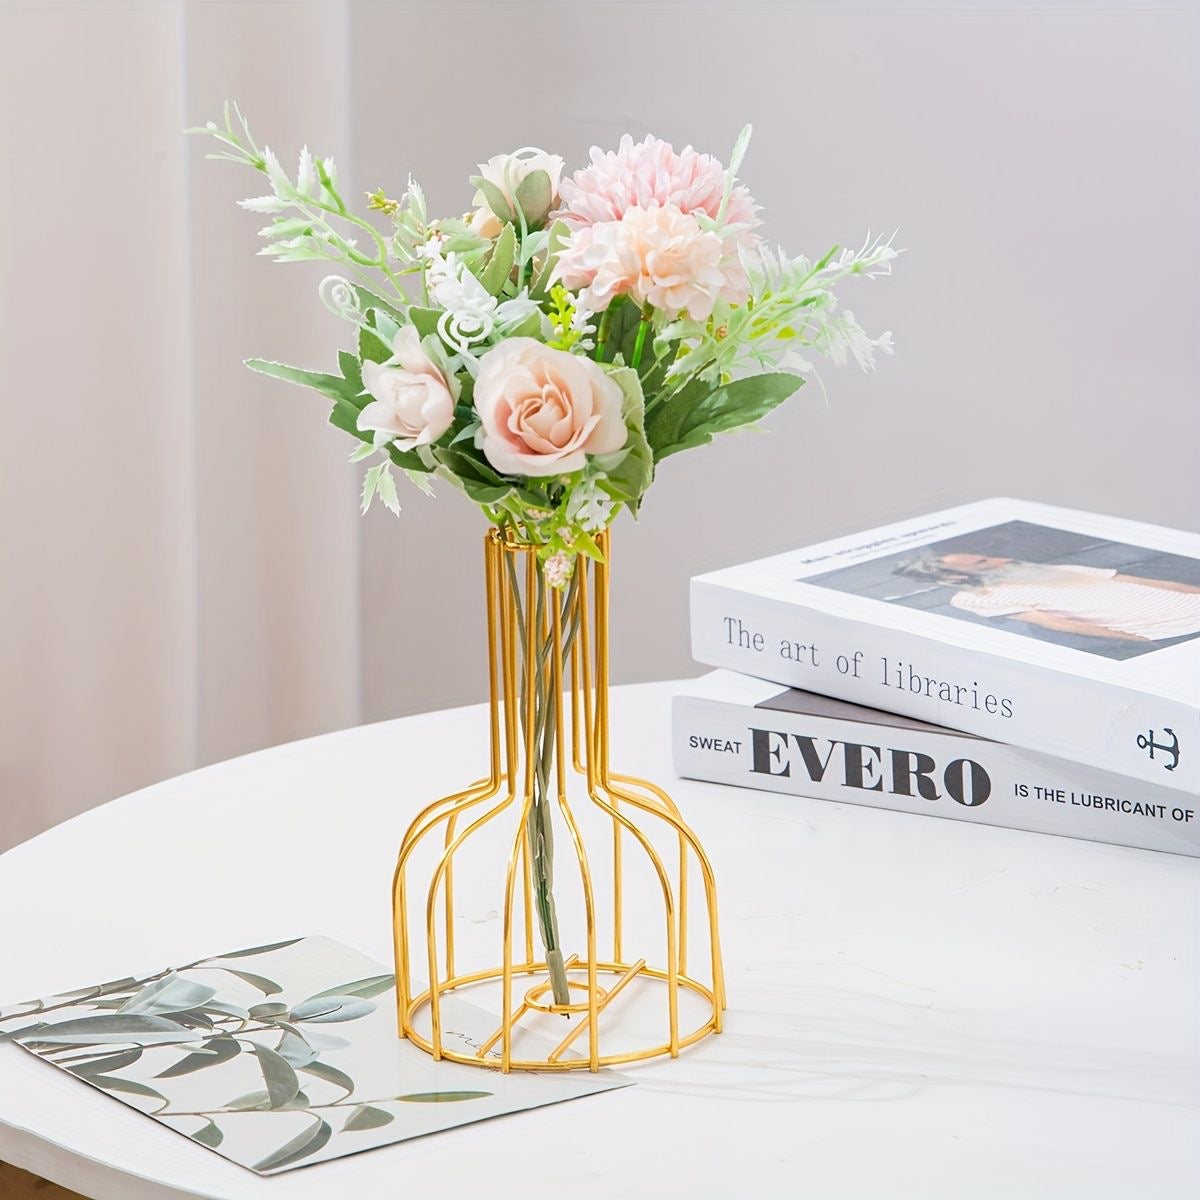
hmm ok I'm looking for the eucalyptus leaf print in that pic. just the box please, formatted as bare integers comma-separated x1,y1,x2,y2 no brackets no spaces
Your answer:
0,936,625,1174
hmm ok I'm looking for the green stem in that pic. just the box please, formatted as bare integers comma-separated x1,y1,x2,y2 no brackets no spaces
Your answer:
593,307,614,362
630,306,653,370
504,557,588,1010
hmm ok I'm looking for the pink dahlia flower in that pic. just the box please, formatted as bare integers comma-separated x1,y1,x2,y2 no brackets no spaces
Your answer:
551,134,759,315
554,203,731,320
553,134,760,244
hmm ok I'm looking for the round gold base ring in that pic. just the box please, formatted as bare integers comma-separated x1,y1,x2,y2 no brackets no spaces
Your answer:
402,960,720,1072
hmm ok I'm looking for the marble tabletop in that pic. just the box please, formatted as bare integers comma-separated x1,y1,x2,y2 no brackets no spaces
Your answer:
1,682,1197,1199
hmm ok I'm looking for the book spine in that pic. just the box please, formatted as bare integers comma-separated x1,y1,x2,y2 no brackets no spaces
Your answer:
690,579,1200,795
672,693,1200,856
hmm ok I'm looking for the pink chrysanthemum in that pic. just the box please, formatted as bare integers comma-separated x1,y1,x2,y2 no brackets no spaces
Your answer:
554,203,731,320
553,134,760,243
551,134,759,315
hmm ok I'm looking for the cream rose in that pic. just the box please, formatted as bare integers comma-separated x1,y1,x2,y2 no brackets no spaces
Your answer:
474,338,627,477
357,326,455,450
471,147,565,231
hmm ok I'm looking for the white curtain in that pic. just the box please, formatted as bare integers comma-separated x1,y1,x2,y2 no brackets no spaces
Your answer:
2,1,1197,851
1,1,362,849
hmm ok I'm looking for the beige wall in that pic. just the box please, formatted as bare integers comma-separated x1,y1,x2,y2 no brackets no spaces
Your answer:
2,0,1197,850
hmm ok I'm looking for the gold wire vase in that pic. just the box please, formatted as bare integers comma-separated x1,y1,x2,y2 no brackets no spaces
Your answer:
391,528,725,1072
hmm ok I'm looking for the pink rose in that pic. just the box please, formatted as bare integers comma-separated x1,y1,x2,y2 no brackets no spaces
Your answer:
554,202,733,319
473,338,627,477
357,326,455,450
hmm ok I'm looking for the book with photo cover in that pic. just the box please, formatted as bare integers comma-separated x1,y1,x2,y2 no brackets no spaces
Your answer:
674,671,1199,856
0,936,629,1175
690,498,1200,794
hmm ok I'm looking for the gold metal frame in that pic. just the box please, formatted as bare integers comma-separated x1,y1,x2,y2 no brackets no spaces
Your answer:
392,529,725,1072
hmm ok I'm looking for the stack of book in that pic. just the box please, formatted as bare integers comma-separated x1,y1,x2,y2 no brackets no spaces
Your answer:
674,498,1200,855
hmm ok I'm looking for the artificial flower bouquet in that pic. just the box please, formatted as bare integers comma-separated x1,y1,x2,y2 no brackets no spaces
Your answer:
198,109,899,1031
199,108,898,581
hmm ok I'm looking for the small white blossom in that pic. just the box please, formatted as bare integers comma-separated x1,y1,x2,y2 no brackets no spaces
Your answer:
544,550,573,589
566,479,616,532
426,250,540,357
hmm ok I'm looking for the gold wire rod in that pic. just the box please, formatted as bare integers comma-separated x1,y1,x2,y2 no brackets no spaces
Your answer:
585,783,681,1055
393,779,500,1034
443,812,457,978
407,960,714,1014
421,786,520,1059
599,776,726,1020
551,594,600,1070
605,772,690,976
476,953,582,1059
547,958,645,1063
394,539,508,1031
500,548,540,1072
521,828,535,964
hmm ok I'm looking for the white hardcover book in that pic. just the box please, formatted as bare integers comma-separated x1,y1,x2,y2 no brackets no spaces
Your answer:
674,671,1200,856
690,498,1200,794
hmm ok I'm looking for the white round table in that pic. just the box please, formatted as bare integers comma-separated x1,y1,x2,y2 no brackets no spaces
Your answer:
2,682,1197,1199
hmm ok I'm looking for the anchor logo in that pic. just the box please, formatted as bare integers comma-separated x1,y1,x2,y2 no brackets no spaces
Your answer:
1137,727,1180,772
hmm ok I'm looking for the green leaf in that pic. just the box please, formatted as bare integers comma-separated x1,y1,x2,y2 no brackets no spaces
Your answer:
343,1103,394,1132
251,1043,301,1108
246,359,359,404
640,338,679,395
505,311,543,339
599,298,642,365
530,220,570,301
361,463,383,513
190,1120,224,1149
514,169,552,228
338,350,363,392
431,446,516,505
155,1036,240,1079
219,970,282,997
203,1000,250,1022
408,307,441,337
254,1116,332,1173
358,323,392,366
471,176,513,223
119,974,218,1016
479,222,516,295
596,367,653,511
249,1002,290,1020
307,974,395,1002
376,466,401,516
199,938,304,961
289,995,374,1024
395,1091,492,1103
645,372,804,462
274,1030,318,1068
89,1074,169,1107
329,398,372,444
29,1015,198,1045
68,1047,144,1077
352,286,406,324
226,1086,313,1113
172,1008,214,1031
297,1059,355,1099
